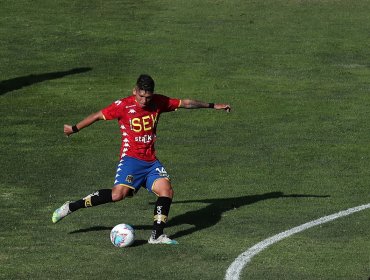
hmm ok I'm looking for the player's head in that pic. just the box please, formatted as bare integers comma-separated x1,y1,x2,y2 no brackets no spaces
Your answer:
136,74,155,93
134,74,155,108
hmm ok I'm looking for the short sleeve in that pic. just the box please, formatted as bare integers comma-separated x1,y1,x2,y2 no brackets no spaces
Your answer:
101,100,123,120
156,94,181,112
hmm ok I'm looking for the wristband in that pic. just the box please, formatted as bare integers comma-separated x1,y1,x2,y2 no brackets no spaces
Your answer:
208,103,215,109
72,125,79,133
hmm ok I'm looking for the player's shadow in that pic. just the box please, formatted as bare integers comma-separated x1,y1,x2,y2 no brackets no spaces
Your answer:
141,192,330,239
0,67,92,95
69,192,329,246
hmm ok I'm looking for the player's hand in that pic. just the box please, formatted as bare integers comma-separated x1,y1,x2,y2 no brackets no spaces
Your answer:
64,124,73,137
215,104,231,112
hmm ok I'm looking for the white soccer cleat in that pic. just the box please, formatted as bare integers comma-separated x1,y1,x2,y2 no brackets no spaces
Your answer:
148,234,178,245
52,201,72,223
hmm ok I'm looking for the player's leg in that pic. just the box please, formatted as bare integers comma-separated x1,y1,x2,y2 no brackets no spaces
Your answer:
52,186,133,223
148,178,178,244
52,157,141,224
51,189,113,224
69,185,134,210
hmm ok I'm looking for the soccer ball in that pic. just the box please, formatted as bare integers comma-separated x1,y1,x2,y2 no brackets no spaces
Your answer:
110,224,135,247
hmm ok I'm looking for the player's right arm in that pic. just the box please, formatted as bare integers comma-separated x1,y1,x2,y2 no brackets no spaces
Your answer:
64,111,105,137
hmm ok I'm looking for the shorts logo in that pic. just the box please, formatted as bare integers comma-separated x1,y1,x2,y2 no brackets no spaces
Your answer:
125,175,134,183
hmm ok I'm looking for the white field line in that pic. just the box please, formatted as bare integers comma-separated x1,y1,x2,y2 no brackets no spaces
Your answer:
225,203,370,280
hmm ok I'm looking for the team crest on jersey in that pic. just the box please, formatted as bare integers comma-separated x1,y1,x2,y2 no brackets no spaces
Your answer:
125,175,134,183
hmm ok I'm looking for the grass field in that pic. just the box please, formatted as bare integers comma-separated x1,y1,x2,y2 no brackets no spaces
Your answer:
1,0,370,279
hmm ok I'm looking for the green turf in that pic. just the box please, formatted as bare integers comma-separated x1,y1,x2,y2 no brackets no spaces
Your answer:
1,0,370,279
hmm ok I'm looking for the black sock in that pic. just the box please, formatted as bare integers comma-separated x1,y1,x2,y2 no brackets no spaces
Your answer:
69,189,113,212
151,197,172,239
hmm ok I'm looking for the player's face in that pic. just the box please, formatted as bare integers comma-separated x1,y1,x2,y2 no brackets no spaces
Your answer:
134,89,154,108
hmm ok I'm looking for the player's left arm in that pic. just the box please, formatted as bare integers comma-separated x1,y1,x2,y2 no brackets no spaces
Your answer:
179,99,231,112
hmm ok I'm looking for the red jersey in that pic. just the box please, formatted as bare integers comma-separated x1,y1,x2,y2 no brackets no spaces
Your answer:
101,94,181,161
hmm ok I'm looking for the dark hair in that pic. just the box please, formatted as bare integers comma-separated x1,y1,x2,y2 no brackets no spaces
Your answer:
136,74,155,93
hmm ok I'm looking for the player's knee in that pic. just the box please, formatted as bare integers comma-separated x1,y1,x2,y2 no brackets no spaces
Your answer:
156,185,174,198
111,192,123,201
112,186,132,201
152,179,174,198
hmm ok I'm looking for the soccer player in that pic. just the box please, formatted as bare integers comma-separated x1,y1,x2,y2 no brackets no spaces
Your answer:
52,74,231,245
